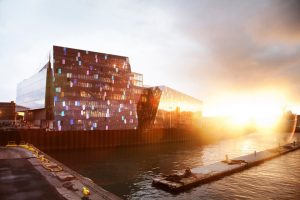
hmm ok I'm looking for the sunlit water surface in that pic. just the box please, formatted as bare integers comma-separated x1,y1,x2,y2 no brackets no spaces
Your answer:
47,132,300,199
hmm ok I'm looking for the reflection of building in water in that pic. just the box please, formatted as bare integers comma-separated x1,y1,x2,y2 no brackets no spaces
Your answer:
16,46,202,131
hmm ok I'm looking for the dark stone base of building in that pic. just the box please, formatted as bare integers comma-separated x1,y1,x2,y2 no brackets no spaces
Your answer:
0,128,204,151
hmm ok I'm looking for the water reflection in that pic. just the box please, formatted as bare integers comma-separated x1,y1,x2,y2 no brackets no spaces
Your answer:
47,132,300,199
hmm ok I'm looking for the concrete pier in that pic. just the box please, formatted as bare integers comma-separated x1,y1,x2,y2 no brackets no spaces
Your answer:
0,144,121,200
152,141,300,193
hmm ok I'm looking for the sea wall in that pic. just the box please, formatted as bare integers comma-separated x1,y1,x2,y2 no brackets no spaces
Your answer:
0,128,201,150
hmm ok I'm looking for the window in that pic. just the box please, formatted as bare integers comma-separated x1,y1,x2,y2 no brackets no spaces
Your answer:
67,73,72,78
55,87,61,92
94,74,98,79
58,68,62,74
142,96,147,102
75,101,80,106
63,48,67,55
61,111,65,116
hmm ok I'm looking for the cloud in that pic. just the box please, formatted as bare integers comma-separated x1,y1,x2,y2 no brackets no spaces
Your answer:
0,0,299,109
162,0,300,102
250,0,300,44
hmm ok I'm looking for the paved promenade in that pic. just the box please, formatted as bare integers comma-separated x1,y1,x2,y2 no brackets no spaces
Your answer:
0,146,121,200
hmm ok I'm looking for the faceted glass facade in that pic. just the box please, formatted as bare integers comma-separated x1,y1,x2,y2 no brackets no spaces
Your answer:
16,65,48,110
52,46,141,131
137,86,202,129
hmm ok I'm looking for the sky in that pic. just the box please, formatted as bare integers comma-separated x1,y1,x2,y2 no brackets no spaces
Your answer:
0,0,300,115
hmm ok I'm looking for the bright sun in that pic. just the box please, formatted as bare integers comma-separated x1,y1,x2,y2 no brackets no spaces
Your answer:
203,90,289,130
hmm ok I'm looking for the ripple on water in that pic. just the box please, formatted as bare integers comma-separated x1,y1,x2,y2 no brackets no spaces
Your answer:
47,133,300,199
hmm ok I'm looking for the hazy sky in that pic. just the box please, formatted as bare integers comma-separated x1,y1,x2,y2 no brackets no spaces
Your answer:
0,0,299,112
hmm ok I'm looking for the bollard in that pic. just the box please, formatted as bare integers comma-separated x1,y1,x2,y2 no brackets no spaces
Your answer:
81,187,90,200
254,150,256,157
225,154,229,163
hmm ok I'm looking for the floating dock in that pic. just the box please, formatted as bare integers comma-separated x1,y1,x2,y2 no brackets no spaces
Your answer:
152,141,300,193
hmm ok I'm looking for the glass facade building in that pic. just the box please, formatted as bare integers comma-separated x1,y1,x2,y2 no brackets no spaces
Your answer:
16,46,202,131
137,86,202,129
16,65,48,110
52,46,141,131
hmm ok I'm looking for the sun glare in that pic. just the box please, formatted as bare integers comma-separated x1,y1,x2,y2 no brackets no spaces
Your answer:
203,90,289,130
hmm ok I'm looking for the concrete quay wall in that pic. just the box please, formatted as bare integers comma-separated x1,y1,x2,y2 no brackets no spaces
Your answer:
0,128,201,150
0,146,121,200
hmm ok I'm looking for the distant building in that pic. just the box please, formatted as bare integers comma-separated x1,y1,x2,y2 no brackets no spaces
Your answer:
0,101,16,126
16,46,202,131
0,101,15,120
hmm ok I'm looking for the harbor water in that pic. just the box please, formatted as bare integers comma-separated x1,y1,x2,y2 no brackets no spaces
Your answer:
47,132,300,199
